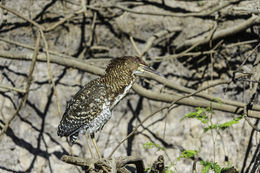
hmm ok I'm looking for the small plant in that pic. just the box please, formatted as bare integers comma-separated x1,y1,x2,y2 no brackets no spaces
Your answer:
182,107,243,132
165,164,176,173
204,115,243,132
177,150,233,173
143,141,165,151
144,167,151,172
200,160,222,173
177,149,199,160
200,161,234,173
180,105,242,173
181,107,210,124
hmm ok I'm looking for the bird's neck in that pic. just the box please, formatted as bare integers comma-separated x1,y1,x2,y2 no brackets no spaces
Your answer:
100,70,135,106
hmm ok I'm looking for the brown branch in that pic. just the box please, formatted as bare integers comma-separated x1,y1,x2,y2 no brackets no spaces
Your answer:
176,15,260,50
140,27,181,57
0,50,104,76
86,11,97,47
0,37,72,58
22,32,41,104
61,155,144,172
44,9,84,32
40,31,62,117
157,23,221,62
61,155,95,167
143,72,260,111
0,3,63,117
100,0,244,17
130,36,141,56
0,31,41,142
0,4,43,29
0,36,109,62
0,84,26,93
1,51,260,116
155,16,259,61
244,115,260,132
133,84,260,119
152,50,217,62
243,44,260,132
109,79,260,157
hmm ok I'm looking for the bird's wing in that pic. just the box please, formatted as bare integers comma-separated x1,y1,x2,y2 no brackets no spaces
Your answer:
57,79,107,137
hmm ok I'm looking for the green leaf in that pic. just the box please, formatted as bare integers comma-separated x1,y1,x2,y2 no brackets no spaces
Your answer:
212,163,222,173
219,116,242,130
201,161,211,173
143,141,165,151
204,124,218,132
165,164,176,173
177,149,198,160
200,161,222,173
202,164,211,173
204,116,243,132
144,167,151,171
181,107,208,124
212,98,222,105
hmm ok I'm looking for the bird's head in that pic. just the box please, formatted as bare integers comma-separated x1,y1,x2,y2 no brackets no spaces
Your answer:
105,56,160,77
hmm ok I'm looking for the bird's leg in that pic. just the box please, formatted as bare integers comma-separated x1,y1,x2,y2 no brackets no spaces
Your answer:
85,134,94,158
90,133,102,159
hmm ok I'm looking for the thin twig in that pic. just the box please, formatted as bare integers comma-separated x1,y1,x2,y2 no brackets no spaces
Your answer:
130,36,141,56
40,31,62,117
0,37,72,58
0,31,41,142
100,0,244,18
0,4,43,29
0,3,62,117
225,39,259,48
81,0,88,17
0,84,26,93
0,50,104,76
243,46,260,132
61,154,144,172
140,27,181,57
244,115,260,132
22,32,41,104
176,15,259,50
86,11,97,47
44,9,84,32
132,83,260,119
144,72,260,111
165,24,221,62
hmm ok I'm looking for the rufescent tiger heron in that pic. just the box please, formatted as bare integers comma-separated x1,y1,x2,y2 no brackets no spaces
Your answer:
57,56,161,158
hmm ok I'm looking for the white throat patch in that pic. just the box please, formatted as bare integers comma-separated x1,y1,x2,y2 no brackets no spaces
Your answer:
111,80,133,109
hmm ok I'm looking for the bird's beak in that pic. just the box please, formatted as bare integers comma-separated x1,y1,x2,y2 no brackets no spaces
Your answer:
139,64,163,76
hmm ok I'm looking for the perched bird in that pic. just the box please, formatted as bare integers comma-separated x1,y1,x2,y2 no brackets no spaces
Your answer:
57,56,159,152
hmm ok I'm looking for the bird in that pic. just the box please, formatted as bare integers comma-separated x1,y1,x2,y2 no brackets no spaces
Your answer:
57,56,160,157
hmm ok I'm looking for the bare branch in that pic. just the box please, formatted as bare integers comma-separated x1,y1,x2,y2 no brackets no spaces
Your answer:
61,155,144,172
176,15,260,50
0,84,26,93
99,0,245,18
0,31,41,142
1,51,260,117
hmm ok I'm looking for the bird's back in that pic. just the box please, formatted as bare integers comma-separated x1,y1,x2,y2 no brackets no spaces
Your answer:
57,78,108,138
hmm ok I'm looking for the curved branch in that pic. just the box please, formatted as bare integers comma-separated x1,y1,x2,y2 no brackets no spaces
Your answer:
176,15,260,50
1,51,260,119
133,84,260,119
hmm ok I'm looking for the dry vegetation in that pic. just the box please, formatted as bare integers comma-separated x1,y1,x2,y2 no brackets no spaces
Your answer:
0,0,259,172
